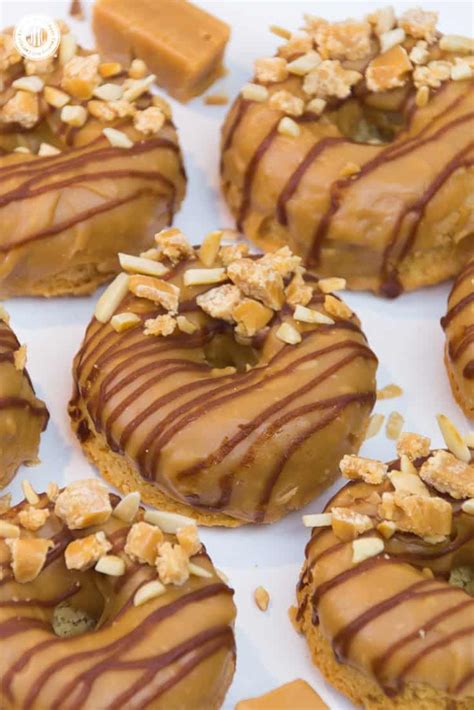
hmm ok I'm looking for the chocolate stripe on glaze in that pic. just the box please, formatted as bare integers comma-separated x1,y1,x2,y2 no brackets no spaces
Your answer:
0,395,48,421
311,555,400,607
397,625,474,681
0,617,50,640
441,293,474,330
220,98,250,169
0,584,81,610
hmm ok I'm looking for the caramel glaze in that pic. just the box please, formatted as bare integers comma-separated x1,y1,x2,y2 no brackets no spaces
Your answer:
221,73,474,297
0,54,186,297
0,493,236,710
0,319,48,488
69,252,377,524
296,459,474,704
442,259,474,418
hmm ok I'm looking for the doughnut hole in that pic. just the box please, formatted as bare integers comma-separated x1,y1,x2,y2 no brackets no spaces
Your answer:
204,330,259,372
333,92,408,145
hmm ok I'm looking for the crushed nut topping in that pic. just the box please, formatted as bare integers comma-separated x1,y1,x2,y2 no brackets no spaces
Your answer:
398,8,438,43
1,90,39,129
419,450,474,500
144,314,177,337
386,411,404,440
254,585,270,611
269,90,304,116
65,532,112,571
285,271,313,306
156,542,189,585
233,298,273,337
366,45,413,92
340,454,388,484
155,228,195,264
397,432,431,460
227,258,285,310
134,106,165,135
61,53,101,99
314,20,372,61
379,491,452,538
55,479,112,530
125,522,164,565
196,284,242,323
303,60,362,99
18,506,50,531
255,57,288,83
219,242,249,266
331,507,374,541
324,294,352,320
129,275,180,313
365,413,385,440
176,524,202,557
377,383,403,400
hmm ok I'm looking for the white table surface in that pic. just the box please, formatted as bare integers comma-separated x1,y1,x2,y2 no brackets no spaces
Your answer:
1,0,473,707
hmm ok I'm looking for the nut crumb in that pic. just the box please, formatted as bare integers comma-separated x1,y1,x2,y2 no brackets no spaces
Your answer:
143,314,177,337
340,454,388,484
254,585,270,611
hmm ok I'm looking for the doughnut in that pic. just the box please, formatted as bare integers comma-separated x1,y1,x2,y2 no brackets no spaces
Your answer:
295,425,474,709
0,23,185,297
442,259,474,419
0,310,48,488
220,8,474,297
69,228,377,526
0,478,236,709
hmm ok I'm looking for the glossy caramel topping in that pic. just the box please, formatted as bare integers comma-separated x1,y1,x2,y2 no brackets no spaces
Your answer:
70,238,377,523
442,258,474,418
0,486,236,710
0,317,48,487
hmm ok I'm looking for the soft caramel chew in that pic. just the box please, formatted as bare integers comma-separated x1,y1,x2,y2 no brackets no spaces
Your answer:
93,0,230,101
235,679,328,709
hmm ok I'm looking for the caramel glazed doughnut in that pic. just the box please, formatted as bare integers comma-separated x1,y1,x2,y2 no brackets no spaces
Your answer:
220,7,474,297
295,429,474,710
0,24,185,298
0,479,236,710
442,258,474,419
0,310,48,488
69,228,377,526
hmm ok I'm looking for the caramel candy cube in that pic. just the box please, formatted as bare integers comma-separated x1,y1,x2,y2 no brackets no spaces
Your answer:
93,0,230,101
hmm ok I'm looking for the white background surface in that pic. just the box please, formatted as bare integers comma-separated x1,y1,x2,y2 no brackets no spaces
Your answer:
1,0,473,707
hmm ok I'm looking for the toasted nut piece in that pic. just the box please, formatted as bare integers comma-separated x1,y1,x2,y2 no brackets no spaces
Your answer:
340,455,388,484
122,74,156,101
38,143,61,156
419,450,474,499
6,538,52,583
112,491,141,522
1,90,39,128
219,242,249,266
302,512,333,528
189,562,213,578
129,58,148,79
95,555,125,576
0,493,11,515
102,127,133,149
306,97,327,115
184,268,227,287
270,91,304,117
125,522,164,565
65,532,112,571
318,277,346,293
12,75,44,93
99,62,123,78
397,432,431,460
156,542,189,585
55,479,112,529
376,520,397,539
241,83,269,102
95,272,129,323
436,414,470,462
155,227,194,264
279,31,313,60
409,41,430,65
254,586,270,611
13,147,31,154
144,314,176,337
462,499,474,515
176,315,198,334
413,60,451,89
366,45,412,92
13,345,26,371
196,284,242,323
303,60,362,100
18,506,50,531
414,85,430,108
177,524,202,557
0,521,20,538
62,54,101,99
129,275,180,313
367,6,396,35
324,294,352,319
134,106,165,135
365,413,385,440
388,469,430,496
139,248,161,260
286,272,313,307
46,482,59,502
377,384,403,400
233,298,273,337
60,104,87,127
270,24,292,40
451,62,473,81
44,86,70,108
294,304,334,325
119,252,169,278
380,27,406,53
59,33,77,65
439,34,474,53
144,509,196,533
134,579,166,607
331,507,374,541
276,321,302,345
352,537,384,564
93,83,123,101
398,8,438,43
110,312,141,333
386,411,404,440
260,247,301,278
227,259,285,310
277,117,300,137
287,51,321,76
21,480,39,505
255,57,288,83
198,231,223,267
379,492,452,537
400,454,418,476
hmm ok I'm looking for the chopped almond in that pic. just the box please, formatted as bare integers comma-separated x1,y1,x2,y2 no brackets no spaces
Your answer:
129,275,180,313
287,51,321,76
6,538,52,583
134,579,166,607
386,411,404,440
54,479,112,530
102,127,133,149
94,273,129,323
379,492,452,538
276,322,302,345
176,315,198,334
376,520,397,539
18,506,50,531
397,432,431,460
352,537,384,563
99,61,122,78
197,284,241,322
377,384,403,400
44,86,70,108
331,507,374,541
198,231,223,267
419,451,474,500
340,454,388,484
156,542,189,585
155,228,194,264
367,7,396,36
365,413,385,440
241,83,269,102
436,414,471,463
176,524,202,557
21,480,39,505
0,521,20,538
95,555,125,576
46,482,59,502
318,277,346,293
110,312,141,333
129,58,148,79
293,305,334,325
112,491,141,523
413,60,451,88
65,532,112,571
254,585,270,611
227,259,285,310
125,522,164,565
